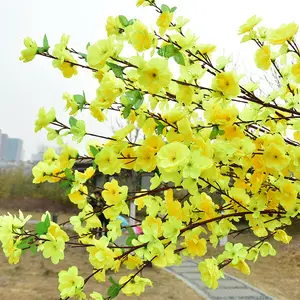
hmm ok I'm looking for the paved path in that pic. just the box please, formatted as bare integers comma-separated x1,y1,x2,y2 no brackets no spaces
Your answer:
165,259,274,300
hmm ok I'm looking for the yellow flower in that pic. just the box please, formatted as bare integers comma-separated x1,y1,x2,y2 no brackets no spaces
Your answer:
263,143,290,171
231,260,251,275
68,185,88,209
267,22,298,45
34,107,56,132
40,235,65,264
254,45,271,70
176,85,195,106
119,275,152,296
181,228,207,258
90,100,107,122
279,181,297,211
157,11,173,36
62,92,78,115
157,141,190,172
102,179,128,206
204,103,239,126
87,36,122,70
291,59,300,83
59,145,78,169
52,34,78,78
128,20,153,52
196,43,216,56
135,145,157,172
212,71,241,98
124,255,143,270
58,266,84,299
144,135,165,153
19,37,38,62
274,229,292,244
90,292,104,300
198,258,222,289
105,16,121,36
95,147,121,175
238,15,262,35
138,58,172,94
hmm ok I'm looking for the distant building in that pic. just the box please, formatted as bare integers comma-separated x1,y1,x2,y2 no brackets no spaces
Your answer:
0,133,8,160
5,138,23,162
0,131,23,162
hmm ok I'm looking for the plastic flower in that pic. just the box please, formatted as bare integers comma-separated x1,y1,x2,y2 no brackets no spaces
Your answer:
87,36,122,70
58,266,84,299
238,15,262,34
267,22,298,45
34,107,56,132
212,71,241,98
254,45,271,70
291,59,300,83
102,179,128,206
95,147,121,175
128,20,153,52
263,143,290,171
198,258,223,289
157,141,190,172
181,228,207,258
119,275,152,296
138,58,172,94
52,34,78,78
157,11,173,36
19,37,38,62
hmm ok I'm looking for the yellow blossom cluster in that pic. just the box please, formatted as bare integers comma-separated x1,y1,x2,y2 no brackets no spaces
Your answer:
4,0,300,298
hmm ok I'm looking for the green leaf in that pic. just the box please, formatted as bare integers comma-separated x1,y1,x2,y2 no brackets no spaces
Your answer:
170,6,177,12
37,46,46,54
128,19,135,26
108,276,121,299
156,122,165,135
64,168,73,179
43,34,49,52
209,126,219,140
69,116,77,127
44,214,51,227
17,237,34,251
125,90,144,109
158,44,178,58
106,62,124,79
123,105,132,119
36,215,51,236
218,129,225,135
109,276,117,285
119,15,129,27
209,125,224,140
60,180,70,189
161,4,171,12
86,42,91,50
78,52,87,61
30,243,37,255
73,94,85,111
89,145,99,157
126,226,137,246
92,160,98,170
173,51,185,65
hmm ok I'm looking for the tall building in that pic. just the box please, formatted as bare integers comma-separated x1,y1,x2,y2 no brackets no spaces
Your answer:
0,133,8,160
0,131,23,162
5,138,23,162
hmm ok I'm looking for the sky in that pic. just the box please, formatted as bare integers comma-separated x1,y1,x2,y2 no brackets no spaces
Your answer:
1,0,299,160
